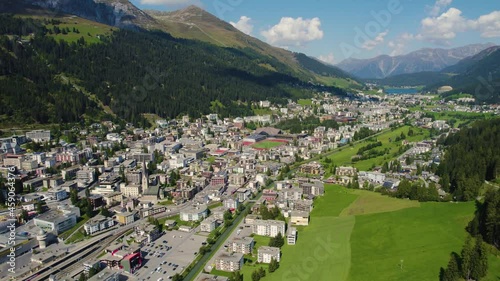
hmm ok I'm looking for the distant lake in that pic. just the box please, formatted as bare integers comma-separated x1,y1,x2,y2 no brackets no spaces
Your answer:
385,88,419,94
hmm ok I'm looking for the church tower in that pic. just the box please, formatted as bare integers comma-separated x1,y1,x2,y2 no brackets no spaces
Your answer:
142,161,149,190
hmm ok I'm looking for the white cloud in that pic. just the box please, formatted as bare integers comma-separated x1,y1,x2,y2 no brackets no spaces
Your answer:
417,8,500,44
427,0,453,17
362,30,389,50
388,33,414,56
230,16,254,35
318,53,335,65
261,17,324,46
476,11,500,38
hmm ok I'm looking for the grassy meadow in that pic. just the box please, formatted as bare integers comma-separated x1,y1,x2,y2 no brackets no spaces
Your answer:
322,125,430,172
256,185,500,281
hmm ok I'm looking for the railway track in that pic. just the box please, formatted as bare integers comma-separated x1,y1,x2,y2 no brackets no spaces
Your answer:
26,228,131,281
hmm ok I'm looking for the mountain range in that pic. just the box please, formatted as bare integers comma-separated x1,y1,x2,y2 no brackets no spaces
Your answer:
6,0,354,83
428,46,500,103
337,43,496,79
369,46,500,103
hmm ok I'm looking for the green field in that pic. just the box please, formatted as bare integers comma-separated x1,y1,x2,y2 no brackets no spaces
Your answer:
297,99,313,106
252,140,286,149
339,189,420,217
258,185,500,281
349,202,474,281
322,126,430,172
315,76,361,90
18,15,116,44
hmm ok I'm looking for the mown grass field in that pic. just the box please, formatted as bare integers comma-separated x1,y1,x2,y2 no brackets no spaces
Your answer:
322,126,430,172
315,76,360,90
297,99,313,106
339,189,420,217
259,185,500,281
17,15,115,44
252,140,286,149
349,202,475,281
44,16,115,44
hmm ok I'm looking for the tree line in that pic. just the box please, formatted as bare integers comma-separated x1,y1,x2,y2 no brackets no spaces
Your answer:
437,118,500,201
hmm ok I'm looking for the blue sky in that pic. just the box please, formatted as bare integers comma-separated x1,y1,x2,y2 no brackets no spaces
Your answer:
130,0,500,64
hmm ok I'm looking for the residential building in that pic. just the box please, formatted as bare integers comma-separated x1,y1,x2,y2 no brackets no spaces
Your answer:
120,184,142,198
215,253,244,272
230,237,254,254
223,198,239,210
180,204,208,221
88,194,105,210
26,130,51,143
116,211,136,225
135,223,161,244
23,178,44,191
48,188,68,201
139,206,166,218
257,246,280,263
252,219,286,237
287,227,297,245
235,188,251,202
336,166,357,177
200,217,219,232
34,206,80,235
62,166,80,180
84,214,115,235
290,211,309,226
102,192,123,206
299,162,322,175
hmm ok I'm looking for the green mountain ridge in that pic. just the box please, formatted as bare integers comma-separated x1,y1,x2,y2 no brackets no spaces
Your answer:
0,14,348,127
0,0,360,127
145,5,353,84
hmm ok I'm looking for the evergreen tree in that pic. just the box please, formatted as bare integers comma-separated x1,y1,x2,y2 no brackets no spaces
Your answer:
471,237,488,280
20,209,29,222
258,267,266,278
70,188,78,205
260,204,272,220
461,236,474,280
229,271,243,281
36,200,44,213
441,253,460,281
269,258,280,273
269,232,284,248
171,274,182,281
251,270,261,281
100,207,112,217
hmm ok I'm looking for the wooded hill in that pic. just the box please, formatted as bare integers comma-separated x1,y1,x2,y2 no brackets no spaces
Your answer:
0,15,348,126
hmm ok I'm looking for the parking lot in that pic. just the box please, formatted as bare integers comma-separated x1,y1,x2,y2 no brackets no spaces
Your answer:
133,228,207,281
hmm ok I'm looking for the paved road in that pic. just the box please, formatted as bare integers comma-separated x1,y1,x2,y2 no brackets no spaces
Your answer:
186,187,265,281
